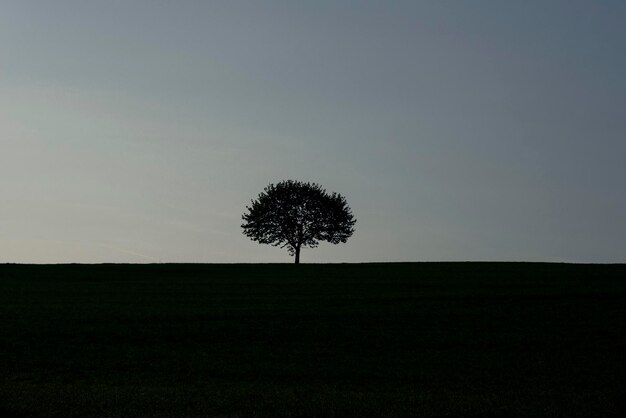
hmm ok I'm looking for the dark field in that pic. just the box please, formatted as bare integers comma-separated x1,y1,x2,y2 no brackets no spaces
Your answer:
1,263,625,417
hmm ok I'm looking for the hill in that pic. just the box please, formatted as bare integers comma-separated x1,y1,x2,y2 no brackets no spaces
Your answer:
1,263,625,416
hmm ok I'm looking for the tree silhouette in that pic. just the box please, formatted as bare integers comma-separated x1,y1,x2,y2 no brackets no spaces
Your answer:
241,180,356,263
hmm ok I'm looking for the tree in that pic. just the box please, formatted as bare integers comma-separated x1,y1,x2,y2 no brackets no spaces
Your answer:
241,180,356,263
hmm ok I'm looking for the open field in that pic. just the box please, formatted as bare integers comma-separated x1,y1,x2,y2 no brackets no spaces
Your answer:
0,263,625,417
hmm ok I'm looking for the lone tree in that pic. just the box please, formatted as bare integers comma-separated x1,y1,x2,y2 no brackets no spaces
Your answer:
241,180,356,263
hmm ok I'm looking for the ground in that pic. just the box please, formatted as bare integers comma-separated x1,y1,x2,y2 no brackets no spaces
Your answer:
1,263,625,416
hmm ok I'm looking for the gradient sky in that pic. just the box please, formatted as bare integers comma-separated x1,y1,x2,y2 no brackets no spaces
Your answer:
1,0,625,263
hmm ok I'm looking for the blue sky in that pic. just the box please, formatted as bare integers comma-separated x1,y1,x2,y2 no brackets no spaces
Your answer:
1,0,625,263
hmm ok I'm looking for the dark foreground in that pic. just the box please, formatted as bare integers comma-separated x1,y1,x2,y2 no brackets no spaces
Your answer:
1,263,625,417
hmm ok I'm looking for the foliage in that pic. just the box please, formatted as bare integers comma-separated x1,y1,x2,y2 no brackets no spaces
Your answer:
241,180,356,262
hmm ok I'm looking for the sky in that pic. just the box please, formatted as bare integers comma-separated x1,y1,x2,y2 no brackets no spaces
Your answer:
1,0,625,263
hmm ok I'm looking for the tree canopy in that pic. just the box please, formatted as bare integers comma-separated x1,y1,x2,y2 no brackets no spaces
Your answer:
241,180,356,263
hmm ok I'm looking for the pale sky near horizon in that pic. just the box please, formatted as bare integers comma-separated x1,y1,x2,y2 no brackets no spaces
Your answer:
1,0,625,263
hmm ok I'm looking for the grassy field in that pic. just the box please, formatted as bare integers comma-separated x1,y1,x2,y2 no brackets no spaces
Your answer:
0,263,625,417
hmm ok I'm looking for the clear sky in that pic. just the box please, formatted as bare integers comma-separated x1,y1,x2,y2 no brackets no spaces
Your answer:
1,0,625,263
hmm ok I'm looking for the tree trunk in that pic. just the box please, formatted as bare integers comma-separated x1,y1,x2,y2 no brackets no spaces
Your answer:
294,246,300,264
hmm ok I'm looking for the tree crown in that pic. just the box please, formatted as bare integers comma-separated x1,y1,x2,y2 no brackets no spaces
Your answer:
241,180,356,261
